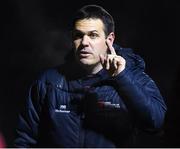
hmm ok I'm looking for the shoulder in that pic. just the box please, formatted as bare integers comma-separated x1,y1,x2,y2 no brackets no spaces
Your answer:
114,44,145,71
114,44,156,86
34,65,66,88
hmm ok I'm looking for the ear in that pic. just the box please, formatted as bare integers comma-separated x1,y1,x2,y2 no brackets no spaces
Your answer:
107,32,115,44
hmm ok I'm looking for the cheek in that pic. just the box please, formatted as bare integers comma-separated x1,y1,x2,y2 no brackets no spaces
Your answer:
97,40,107,51
97,44,107,55
73,40,80,49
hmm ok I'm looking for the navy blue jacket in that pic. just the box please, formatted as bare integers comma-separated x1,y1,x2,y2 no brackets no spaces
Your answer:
14,45,167,147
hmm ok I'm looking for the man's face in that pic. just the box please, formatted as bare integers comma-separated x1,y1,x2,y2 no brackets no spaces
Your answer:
72,18,109,68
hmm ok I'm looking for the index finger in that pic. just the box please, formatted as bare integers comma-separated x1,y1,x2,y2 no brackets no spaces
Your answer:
106,39,116,55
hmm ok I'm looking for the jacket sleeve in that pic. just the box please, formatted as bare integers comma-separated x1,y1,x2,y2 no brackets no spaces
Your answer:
14,80,46,147
112,57,167,131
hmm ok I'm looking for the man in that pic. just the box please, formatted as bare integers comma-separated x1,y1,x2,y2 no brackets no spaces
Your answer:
14,5,167,147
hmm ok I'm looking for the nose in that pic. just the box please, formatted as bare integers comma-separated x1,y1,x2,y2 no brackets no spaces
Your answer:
81,35,89,46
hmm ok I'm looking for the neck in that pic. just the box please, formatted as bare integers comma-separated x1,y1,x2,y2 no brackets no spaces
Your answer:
81,63,103,75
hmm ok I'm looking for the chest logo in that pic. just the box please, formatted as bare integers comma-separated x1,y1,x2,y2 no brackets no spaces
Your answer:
55,105,70,113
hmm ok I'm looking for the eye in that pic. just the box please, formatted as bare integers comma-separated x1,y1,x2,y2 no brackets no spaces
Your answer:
72,32,83,40
89,33,99,39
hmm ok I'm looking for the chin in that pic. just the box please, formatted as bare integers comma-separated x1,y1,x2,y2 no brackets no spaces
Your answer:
79,58,95,66
79,60,92,65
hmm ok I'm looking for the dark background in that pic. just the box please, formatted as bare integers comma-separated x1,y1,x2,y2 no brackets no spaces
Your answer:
1,0,179,147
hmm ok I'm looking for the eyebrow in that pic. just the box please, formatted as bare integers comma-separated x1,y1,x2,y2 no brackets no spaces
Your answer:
73,29,99,35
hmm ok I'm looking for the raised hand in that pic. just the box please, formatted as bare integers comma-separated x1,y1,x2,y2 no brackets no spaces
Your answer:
99,39,126,77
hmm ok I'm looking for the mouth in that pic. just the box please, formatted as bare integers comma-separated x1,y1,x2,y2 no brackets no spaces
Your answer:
78,50,92,58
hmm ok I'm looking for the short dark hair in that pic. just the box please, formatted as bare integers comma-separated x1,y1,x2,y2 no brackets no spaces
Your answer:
72,5,115,36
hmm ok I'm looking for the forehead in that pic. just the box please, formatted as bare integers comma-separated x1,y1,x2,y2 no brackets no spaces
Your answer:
74,18,104,32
